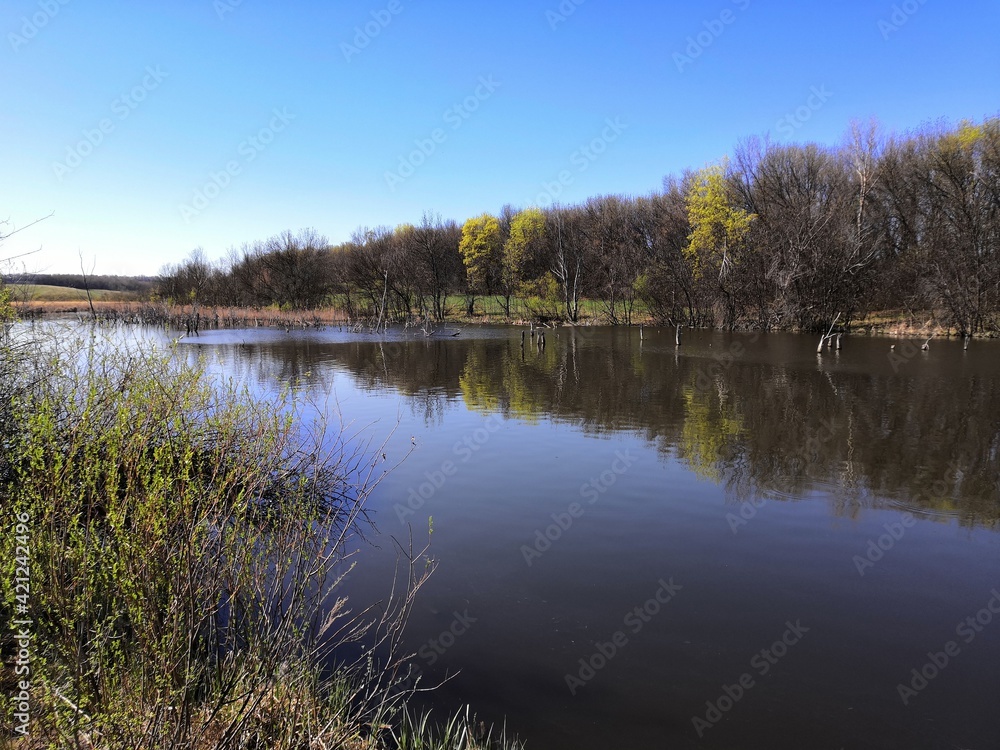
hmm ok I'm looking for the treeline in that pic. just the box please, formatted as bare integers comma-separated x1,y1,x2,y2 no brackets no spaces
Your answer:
5,273,156,293
159,116,1000,334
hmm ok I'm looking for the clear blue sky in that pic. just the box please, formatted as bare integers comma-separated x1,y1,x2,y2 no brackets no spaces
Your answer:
2,0,998,275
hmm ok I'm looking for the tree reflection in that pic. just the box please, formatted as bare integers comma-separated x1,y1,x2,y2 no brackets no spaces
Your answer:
211,330,1000,527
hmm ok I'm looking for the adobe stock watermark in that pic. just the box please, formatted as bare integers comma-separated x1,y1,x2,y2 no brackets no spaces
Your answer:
52,66,169,183
775,85,833,139
10,511,33,737
396,609,477,693
384,75,501,192
692,619,809,737
878,0,929,40
852,513,916,576
673,0,751,73
418,609,477,666
725,493,772,535
529,117,628,207
8,0,71,53
178,107,295,222
887,336,931,372
692,333,759,394
341,0,404,62
394,414,503,524
852,459,965,576
521,449,637,566
725,417,837,534
546,0,586,30
565,578,682,695
213,0,245,20
896,588,1000,705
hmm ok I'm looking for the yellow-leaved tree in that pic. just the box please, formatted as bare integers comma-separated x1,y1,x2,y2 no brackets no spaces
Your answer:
685,162,754,280
685,161,755,326
458,213,502,308
504,208,545,292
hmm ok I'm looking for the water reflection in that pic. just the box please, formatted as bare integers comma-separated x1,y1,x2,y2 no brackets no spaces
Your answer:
192,327,1000,528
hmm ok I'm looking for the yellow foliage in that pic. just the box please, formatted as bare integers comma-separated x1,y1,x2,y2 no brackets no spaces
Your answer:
679,385,743,482
955,120,984,150
684,162,755,281
459,214,502,292
504,208,546,288
458,346,549,422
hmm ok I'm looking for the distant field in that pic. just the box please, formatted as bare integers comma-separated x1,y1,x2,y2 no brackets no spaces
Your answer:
16,284,133,302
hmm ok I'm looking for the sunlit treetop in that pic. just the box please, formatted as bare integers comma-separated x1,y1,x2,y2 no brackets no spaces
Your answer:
684,161,756,281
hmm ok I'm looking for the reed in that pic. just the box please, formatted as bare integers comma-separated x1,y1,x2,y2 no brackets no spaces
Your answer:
0,329,520,749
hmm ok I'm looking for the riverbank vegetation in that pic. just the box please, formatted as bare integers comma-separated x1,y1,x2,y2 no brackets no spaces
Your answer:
150,117,999,336
0,323,521,748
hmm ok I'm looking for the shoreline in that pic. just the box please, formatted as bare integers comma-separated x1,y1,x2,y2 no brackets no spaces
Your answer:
12,299,996,339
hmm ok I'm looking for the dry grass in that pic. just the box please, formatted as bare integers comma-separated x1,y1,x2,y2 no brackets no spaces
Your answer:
13,301,353,328
851,309,991,338
13,299,124,314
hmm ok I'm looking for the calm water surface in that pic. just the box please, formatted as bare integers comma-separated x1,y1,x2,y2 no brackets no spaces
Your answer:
173,324,999,750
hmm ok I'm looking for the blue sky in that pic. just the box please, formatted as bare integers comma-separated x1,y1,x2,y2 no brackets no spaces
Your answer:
2,0,998,275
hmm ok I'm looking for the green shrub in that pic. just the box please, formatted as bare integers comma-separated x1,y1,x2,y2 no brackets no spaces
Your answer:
0,333,520,749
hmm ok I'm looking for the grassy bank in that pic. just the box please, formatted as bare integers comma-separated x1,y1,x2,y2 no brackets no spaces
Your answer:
0,329,521,749
13,285,135,303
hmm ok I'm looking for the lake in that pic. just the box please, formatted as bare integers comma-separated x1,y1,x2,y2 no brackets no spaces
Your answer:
173,324,1000,749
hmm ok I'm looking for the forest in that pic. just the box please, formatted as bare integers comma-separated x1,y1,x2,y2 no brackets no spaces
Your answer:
159,117,1000,335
